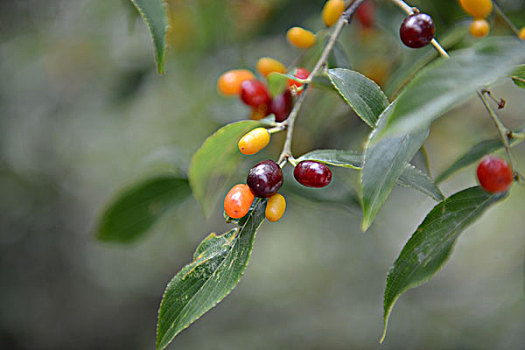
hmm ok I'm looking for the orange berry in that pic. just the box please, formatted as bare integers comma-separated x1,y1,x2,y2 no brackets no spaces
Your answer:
217,69,255,96
322,0,345,27
459,0,492,19
519,27,525,40
224,184,255,219
250,105,269,120
265,193,286,222
238,128,270,155
470,19,490,37
256,57,287,77
286,27,316,49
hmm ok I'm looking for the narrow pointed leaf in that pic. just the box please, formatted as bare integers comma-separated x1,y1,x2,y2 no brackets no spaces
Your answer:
298,149,443,201
97,175,191,243
436,136,524,184
327,68,389,128
189,121,261,217
381,187,508,343
156,199,265,349
511,64,525,88
267,72,291,97
381,37,525,137
130,0,168,74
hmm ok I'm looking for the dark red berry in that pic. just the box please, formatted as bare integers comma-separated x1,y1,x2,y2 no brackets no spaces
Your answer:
247,160,283,198
240,79,271,107
477,156,513,193
356,1,375,28
399,13,435,49
294,161,332,188
269,90,293,122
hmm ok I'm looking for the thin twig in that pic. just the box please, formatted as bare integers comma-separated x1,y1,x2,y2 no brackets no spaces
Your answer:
277,0,367,164
493,0,521,37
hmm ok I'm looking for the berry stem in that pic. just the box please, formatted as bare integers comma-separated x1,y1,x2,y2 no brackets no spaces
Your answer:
278,0,367,165
477,91,520,178
492,0,521,37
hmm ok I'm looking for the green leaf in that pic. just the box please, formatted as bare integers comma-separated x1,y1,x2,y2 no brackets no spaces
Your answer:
381,187,508,343
511,64,525,88
361,109,430,231
189,121,262,217
327,68,389,128
381,37,525,137
328,41,351,69
130,0,168,74
267,72,292,97
298,149,443,202
156,199,266,349
96,175,191,243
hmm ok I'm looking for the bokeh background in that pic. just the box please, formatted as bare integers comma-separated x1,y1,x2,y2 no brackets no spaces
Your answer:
1,0,525,349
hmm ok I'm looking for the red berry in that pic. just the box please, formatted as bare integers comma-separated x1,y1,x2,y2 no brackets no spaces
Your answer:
240,79,271,107
269,90,293,122
294,161,332,188
288,67,310,90
355,1,375,28
477,156,513,193
399,13,435,48
247,160,283,198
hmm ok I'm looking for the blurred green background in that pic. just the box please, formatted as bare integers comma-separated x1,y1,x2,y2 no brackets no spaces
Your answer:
1,0,525,349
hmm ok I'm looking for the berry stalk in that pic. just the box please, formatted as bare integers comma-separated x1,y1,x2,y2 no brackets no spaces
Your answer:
278,0,368,165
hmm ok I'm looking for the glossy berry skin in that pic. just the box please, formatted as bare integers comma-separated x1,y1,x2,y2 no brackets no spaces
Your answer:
288,67,310,91
238,128,270,155
470,19,489,37
247,160,283,198
355,1,375,28
269,90,293,122
399,14,435,49
265,193,286,222
294,161,332,188
459,0,493,19
477,156,513,193
224,184,255,219
322,0,345,27
217,69,255,96
286,27,316,49
240,79,271,108
256,57,287,77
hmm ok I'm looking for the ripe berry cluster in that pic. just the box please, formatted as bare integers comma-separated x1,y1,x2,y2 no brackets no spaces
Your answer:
217,59,310,123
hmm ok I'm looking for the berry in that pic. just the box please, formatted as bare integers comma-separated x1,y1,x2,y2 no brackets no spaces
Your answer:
519,27,525,40
294,161,332,188
217,69,255,96
250,105,270,120
238,128,270,155
288,67,310,91
286,27,317,49
459,0,493,19
322,0,345,27
224,184,255,219
265,193,286,222
355,1,375,28
470,19,489,37
399,13,435,49
247,160,283,198
477,156,513,193
269,90,293,122
240,79,271,108
256,57,287,77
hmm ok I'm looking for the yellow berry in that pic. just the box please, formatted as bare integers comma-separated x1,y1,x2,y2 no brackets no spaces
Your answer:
265,193,286,222
238,128,270,155
470,19,490,37
286,27,316,49
459,0,493,19
217,69,255,96
322,0,345,27
256,57,287,77
519,27,525,40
